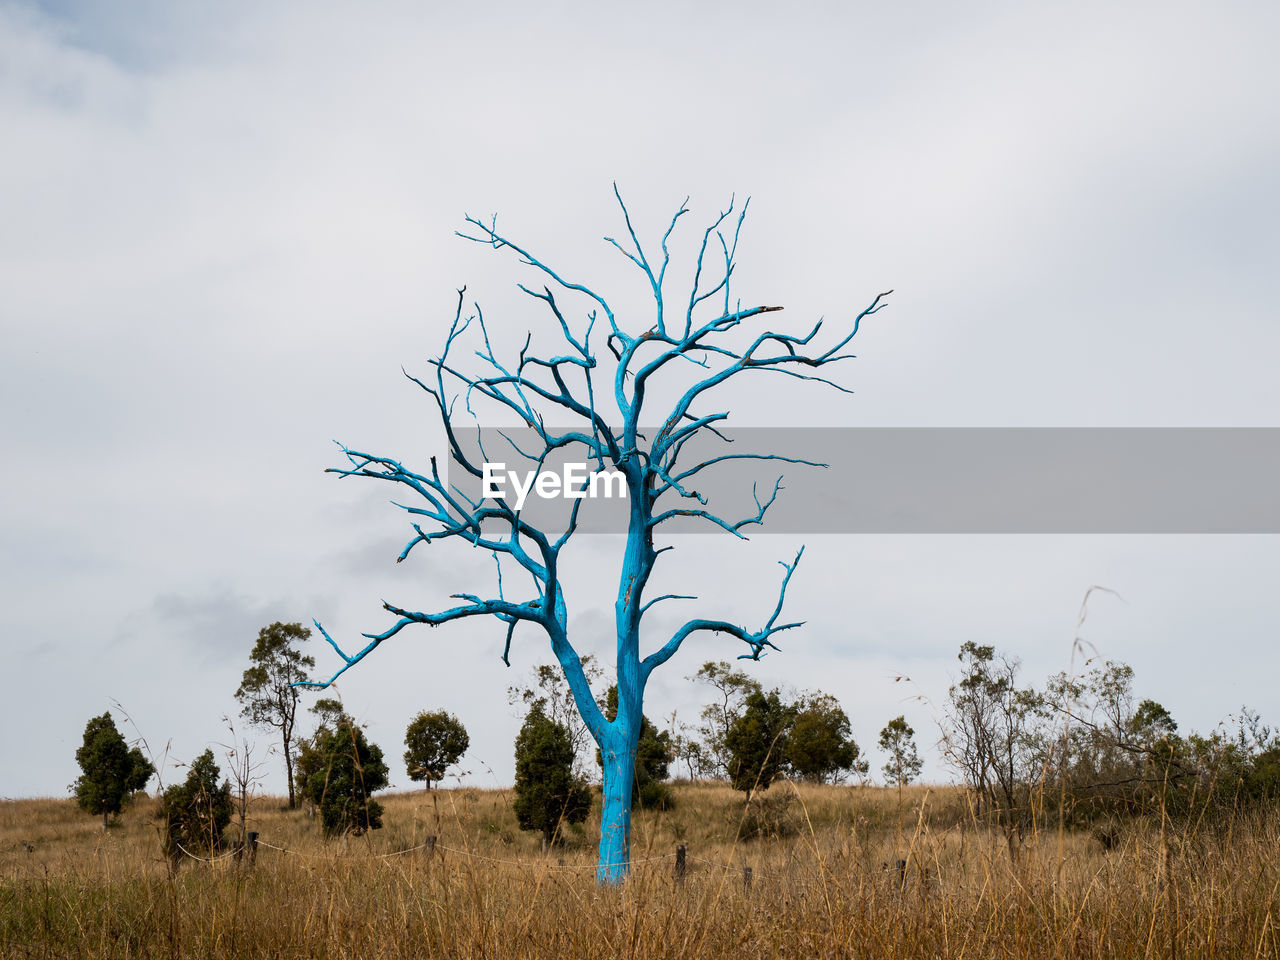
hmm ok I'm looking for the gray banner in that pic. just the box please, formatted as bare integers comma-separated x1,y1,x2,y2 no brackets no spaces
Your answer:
448,428,1280,533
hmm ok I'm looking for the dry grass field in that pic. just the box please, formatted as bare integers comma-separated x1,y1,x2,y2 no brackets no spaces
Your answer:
2,782,1277,959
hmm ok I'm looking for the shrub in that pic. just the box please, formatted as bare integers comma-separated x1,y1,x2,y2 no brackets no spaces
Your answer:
513,705,592,846
160,749,233,854
295,710,389,837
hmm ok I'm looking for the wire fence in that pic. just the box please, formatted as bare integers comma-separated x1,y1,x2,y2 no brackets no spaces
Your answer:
189,834,902,893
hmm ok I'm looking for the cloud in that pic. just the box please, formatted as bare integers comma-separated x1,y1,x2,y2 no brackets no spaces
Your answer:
3,0,1279,797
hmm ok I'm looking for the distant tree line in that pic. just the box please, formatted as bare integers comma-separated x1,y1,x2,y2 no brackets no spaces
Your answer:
71,621,1276,857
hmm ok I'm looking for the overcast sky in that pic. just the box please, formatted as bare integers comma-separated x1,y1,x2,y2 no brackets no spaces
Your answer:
3,0,1278,800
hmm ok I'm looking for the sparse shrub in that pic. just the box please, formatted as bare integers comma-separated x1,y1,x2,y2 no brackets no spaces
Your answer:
733,789,798,841
159,749,233,854
879,715,923,787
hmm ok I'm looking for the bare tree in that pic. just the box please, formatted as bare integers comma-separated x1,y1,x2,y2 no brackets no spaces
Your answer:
302,190,889,881
219,716,268,856
943,641,1044,861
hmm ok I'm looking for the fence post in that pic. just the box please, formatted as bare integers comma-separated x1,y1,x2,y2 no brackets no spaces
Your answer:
247,832,258,866
675,844,686,883
743,865,752,892
896,858,907,890
423,834,437,862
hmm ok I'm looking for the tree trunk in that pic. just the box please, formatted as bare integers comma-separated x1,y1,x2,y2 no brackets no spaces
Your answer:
597,724,638,885
284,734,295,809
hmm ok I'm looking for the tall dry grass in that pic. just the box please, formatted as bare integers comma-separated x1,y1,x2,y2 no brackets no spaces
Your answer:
2,782,1277,958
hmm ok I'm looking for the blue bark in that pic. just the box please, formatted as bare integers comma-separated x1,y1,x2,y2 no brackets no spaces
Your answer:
597,720,639,884
301,188,888,883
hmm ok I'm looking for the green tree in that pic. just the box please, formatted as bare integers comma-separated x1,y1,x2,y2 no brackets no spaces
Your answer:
878,715,923,787
295,706,389,837
512,705,592,847
598,686,673,809
725,689,798,796
507,656,604,779
234,621,315,809
403,709,470,788
72,712,152,829
160,749,233,854
786,692,866,784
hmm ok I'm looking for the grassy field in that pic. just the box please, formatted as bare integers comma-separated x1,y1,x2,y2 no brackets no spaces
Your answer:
2,782,1277,958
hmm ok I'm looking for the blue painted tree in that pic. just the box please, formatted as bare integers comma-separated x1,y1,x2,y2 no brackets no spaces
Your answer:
304,190,889,883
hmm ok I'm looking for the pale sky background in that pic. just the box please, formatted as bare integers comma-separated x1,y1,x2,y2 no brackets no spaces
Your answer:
2,0,1278,800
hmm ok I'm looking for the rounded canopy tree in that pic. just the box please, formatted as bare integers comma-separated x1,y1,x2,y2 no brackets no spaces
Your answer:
301,190,888,882
403,709,469,788
786,693,866,784
73,712,152,829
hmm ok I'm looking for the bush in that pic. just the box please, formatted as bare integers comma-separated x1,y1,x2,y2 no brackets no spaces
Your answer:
513,705,592,846
160,749,232,854
732,790,798,841
295,710,389,837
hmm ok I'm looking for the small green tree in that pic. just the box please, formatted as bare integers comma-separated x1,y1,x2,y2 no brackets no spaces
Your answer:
403,709,470,788
234,621,315,809
879,715,923,787
786,693,867,784
73,712,152,829
507,656,604,779
295,706,389,837
160,749,233,854
512,705,592,847
598,686,673,809
725,689,798,796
